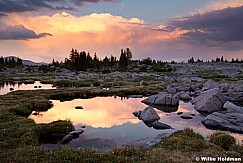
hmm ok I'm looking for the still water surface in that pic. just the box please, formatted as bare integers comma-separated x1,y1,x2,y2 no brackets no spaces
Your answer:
29,97,243,151
0,81,55,95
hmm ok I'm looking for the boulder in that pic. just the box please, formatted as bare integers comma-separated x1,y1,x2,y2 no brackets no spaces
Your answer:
166,86,176,94
152,121,172,130
141,94,158,105
142,93,179,106
173,85,190,92
179,92,192,100
203,79,220,90
223,101,243,113
190,83,203,92
191,89,226,113
179,77,191,83
202,112,243,134
227,91,243,100
136,107,160,123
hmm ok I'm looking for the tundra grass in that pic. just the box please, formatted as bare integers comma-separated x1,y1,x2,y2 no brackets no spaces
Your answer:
0,82,242,162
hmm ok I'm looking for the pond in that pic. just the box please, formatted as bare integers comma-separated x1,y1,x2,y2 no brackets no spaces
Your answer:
0,81,56,95
29,96,243,151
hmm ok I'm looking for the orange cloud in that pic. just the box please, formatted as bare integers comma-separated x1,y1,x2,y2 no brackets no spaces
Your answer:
1,12,186,61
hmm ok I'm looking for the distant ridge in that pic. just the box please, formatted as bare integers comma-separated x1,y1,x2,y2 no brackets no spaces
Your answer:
4,56,48,66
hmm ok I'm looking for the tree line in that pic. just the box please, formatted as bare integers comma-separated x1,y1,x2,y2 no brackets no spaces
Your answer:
188,56,243,63
0,57,23,68
51,48,172,72
52,48,134,71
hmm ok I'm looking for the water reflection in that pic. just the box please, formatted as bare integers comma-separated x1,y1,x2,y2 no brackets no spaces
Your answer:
30,97,147,127
30,97,243,150
0,81,56,95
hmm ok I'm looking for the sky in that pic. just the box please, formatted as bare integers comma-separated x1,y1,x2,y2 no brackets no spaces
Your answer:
0,0,243,62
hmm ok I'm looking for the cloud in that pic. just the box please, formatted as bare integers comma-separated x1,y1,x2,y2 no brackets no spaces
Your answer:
0,12,187,61
167,6,243,50
0,25,52,40
201,0,243,12
0,0,115,14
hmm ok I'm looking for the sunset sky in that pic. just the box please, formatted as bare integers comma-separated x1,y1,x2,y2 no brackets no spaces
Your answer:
0,0,243,62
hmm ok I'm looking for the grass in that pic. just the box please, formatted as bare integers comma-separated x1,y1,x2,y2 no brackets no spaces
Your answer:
210,132,236,150
0,78,242,162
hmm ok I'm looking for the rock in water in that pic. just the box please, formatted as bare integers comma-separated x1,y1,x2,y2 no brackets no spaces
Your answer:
202,112,243,134
152,121,172,130
60,129,84,145
142,93,179,106
133,107,160,123
75,106,83,109
191,88,226,113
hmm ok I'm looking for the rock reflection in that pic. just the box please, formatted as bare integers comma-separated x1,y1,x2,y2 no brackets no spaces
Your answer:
152,105,178,113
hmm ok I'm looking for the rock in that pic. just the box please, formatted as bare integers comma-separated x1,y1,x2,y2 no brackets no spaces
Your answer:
152,121,172,130
132,111,142,119
60,129,84,145
140,80,144,86
180,77,191,83
228,91,243,100
129,95,143,98
173,85,190,92
135,107,160,123
202,112,243,134
34,86,38,88
223,101,243,113
177,112,183,115
38,85,42,88
9,88,14,91
236,86,243,92
141,94,158,105
75,106,83,109
203,79,220,90
190,77,205,82
190,83,203,91
167,86,176,94
191,89,226,113
142,93,179,106
180,115,193,119
179,92,192,100
126,133,171,148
